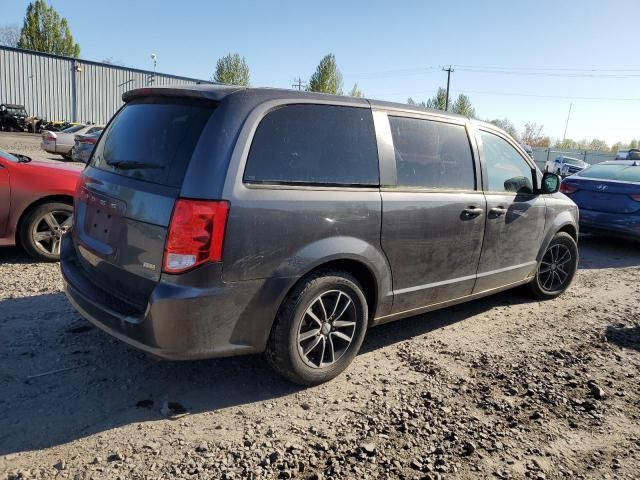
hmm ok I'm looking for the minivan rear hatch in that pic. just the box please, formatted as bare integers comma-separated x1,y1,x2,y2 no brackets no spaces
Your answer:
72,97,218,312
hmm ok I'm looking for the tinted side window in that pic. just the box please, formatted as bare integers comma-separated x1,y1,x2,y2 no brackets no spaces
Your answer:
389,116,475,190
244,104,378,186
480,131,534,194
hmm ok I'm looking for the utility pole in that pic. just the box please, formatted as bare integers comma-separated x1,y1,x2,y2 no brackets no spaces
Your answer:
562,102,573,141
442,65,454,111
292,77,306,90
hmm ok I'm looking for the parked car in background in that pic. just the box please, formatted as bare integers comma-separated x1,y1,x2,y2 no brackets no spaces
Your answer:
61,85,578,385
0,104,28,132
545,155,588,177
41,120,84,132
26,115,46,133
71,129,103,163
615,148,640,160
561,158,640,240
0,150,81,260
41,124,104,160
522,144,534,159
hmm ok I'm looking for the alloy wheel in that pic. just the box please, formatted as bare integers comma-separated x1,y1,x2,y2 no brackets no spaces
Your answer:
297,289,357,368
31,210,72,256
539,243,572,292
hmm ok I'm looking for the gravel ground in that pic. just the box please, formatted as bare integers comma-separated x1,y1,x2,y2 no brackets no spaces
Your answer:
1,131,639,479
0,237,639,480
0,131,82,164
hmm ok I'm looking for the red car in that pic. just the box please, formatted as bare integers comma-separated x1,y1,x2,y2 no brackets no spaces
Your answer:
0,150,81,260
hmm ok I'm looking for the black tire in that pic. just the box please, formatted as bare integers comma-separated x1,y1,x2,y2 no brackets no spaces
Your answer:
19,202,73,261
529,232,578,299
266,270,369,385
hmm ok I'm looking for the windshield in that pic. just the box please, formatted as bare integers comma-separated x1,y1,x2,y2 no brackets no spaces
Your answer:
0,151,19,162
6,107,26,115
62,125,85,133
561,157,582,166
577,163,640,183
90,98,216,187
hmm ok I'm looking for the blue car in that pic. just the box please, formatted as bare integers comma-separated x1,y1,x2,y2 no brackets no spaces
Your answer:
561,159,640,240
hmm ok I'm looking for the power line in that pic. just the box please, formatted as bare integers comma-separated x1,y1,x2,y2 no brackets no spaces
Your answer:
453,67,640,78
364,87,640,102
453,64,640,73
449,89,640,101
258,63,640,86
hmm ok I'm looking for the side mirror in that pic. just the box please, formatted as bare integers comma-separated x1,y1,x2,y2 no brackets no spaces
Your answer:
541,172,560,194
504,176,533,194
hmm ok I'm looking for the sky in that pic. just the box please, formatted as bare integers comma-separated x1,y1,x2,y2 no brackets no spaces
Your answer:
3,0,640,145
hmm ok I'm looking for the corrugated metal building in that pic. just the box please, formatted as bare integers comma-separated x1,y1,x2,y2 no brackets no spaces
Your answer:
0,46,211,124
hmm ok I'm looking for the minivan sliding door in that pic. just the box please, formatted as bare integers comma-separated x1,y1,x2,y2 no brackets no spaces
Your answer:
376,111,486,315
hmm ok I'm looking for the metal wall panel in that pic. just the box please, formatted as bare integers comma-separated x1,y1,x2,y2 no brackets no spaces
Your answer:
0,46,210,125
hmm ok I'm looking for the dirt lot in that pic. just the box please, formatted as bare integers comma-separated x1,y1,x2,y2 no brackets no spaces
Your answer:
1,131,639,479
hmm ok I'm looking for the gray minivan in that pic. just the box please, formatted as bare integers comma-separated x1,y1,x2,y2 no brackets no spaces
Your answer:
61,86,579,385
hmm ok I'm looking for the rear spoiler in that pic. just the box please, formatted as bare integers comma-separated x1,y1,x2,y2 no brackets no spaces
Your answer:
122,85,245,103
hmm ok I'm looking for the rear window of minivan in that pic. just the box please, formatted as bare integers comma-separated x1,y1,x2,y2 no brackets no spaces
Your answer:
244,104,379,186
90,98,216,188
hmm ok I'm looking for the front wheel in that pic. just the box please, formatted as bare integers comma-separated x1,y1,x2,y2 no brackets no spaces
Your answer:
266,270,368,385
529,232,578,299
20,202,73,261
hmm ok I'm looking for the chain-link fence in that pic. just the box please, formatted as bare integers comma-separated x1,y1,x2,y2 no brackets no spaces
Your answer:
531,148,617,171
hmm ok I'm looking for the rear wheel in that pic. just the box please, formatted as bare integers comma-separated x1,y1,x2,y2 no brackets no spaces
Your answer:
529,232,578,299
266,270,368,385
20,202,73,261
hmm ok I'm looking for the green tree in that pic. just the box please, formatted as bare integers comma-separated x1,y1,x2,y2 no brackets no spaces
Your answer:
308,54,343,94
407,97,426,107
0,23,20,47
451,94,476,118
426,87,447,111
348,83,364,98
630,139,638,149
488,118,519,141
17,0,80,57
213,53,250,86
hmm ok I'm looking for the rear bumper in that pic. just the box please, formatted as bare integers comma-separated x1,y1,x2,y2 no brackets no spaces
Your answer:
40,141,56,153
579,208,640,239
60,236,278,360
72,146,92,163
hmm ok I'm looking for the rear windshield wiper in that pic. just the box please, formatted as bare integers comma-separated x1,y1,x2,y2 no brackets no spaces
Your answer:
106,160,165,170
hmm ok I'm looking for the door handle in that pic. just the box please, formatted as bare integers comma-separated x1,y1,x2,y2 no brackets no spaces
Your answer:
461,207,484,218
490,206,507,217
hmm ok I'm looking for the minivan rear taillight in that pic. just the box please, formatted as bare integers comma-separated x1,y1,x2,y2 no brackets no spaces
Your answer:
163,199,229,273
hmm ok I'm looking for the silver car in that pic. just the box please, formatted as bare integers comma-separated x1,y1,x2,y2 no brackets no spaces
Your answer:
41,125,104,160
71,130,102,163
545,155,587,177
